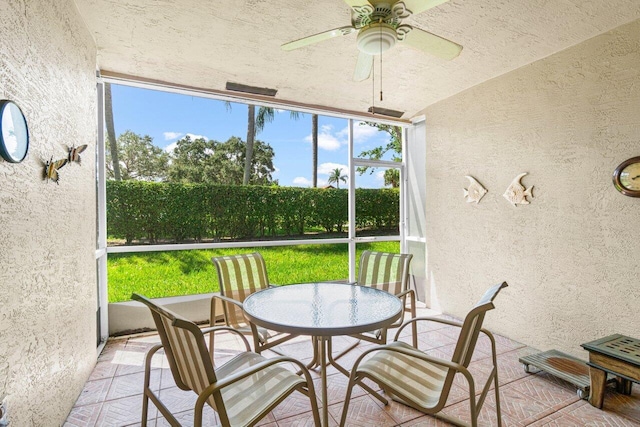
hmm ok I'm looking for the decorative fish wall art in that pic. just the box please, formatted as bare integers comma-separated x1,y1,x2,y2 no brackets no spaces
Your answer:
68,144,88,164
503,173,534,207
44,157,68,184
463,176,488,204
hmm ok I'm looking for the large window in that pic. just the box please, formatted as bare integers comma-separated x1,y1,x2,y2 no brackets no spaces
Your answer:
97,80,408,309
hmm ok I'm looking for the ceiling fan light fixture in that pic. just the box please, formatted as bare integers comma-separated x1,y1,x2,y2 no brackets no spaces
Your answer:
356,23,396,55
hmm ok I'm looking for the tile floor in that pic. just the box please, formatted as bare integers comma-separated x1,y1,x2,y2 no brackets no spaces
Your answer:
65,308,639,426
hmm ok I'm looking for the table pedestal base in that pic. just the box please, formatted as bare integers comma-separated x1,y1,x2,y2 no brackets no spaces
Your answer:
306,336,388,426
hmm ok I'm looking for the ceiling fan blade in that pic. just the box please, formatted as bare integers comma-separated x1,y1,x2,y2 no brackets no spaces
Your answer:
281,26,356,51
343,0,374,10
398,0,450,15
353,51,373,81
402,28,462,60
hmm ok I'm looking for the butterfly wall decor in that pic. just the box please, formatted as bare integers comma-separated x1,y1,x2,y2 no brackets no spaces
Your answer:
68,144,88,164
44,157,68,184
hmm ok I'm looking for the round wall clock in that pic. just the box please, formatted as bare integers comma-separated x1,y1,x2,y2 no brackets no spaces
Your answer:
0,100,29,163
613,156,640,197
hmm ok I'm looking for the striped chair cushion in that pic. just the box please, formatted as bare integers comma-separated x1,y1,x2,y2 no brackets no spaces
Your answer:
214,253,269,329
161,316,219,408
217,353,306,426
359,251,409,295
357,341,449,409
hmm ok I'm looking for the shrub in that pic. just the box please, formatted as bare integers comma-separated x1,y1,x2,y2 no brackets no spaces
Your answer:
106,181,398,242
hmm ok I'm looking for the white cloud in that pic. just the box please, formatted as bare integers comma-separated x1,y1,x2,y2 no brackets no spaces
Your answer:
353,122,381,141
164,142,177,154
291,177,328,187
318,162,348,176
292,177,312,187
186,133,208,140
163,131,183,141
164,133,211,155
304,127,344,151
302,121,389,152
337,121,383,143
317,133,342,151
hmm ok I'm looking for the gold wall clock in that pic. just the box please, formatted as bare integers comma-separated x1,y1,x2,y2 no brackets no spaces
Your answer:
613,156,640,197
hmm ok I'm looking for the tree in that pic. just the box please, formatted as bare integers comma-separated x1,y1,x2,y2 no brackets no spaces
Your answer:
312,114,318,187
216,136,276,185
104,83,121,180
243,105,258,185
167,135,214,184
169,135,276,185
328,167,347,189
357,122,402,188
243,106,300,185
106,130,169,181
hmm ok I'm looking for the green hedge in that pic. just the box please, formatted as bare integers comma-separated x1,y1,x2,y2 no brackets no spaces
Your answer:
106,181,399,243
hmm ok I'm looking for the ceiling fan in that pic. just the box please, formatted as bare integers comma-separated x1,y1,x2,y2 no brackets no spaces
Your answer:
281,0,463,81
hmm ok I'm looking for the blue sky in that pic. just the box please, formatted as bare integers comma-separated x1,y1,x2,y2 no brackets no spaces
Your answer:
110,84,393,188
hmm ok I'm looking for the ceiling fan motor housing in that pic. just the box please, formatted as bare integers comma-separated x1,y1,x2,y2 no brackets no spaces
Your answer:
357,23,397,55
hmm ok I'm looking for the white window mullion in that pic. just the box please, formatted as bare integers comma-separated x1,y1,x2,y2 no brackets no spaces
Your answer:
348,118,356,282
96,79,109,345
401,126,408,253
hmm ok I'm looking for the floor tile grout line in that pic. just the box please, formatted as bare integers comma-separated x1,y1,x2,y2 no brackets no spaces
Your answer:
75,331,639,427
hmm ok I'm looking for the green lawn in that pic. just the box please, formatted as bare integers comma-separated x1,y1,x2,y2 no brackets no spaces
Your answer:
108,242,399,302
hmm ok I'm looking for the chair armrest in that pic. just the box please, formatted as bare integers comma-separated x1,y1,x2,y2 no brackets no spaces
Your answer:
215,355,312,391
212,294,244,309
395,289,416,310
200,326,250,351
194,355,316,408
478,327,498,357
393,315,463,341
397,318,494,346
395,288,414,299
211,294,244,326
144,343,164,372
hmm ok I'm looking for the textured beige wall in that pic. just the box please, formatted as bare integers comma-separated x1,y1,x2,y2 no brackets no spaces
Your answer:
420,19,640,357
0,1,97,424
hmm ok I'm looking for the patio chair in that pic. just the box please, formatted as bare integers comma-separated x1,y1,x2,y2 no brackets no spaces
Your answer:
132,293,321,427
211,252,297,355
340,282,508,427
339,251,415,358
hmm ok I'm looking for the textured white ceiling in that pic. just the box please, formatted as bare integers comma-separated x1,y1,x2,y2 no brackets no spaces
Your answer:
73,0,640,118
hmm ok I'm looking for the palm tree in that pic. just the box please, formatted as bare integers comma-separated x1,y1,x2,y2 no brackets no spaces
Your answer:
243,106,299,185
312,114,318,187
327,167,347,189
243,105,258,185
104,83,121,180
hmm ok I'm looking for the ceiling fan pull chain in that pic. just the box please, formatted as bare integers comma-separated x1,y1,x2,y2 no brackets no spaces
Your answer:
379,57,383,101
372,47,376,113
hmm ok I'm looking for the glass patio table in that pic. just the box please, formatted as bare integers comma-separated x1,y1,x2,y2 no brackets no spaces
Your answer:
243,282,403,426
